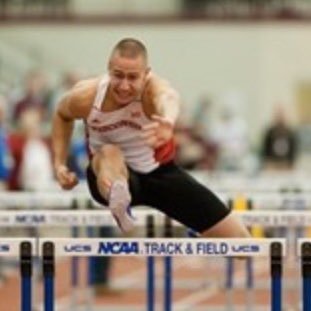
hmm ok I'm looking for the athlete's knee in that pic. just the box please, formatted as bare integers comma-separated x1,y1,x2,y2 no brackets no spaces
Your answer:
97,176,111,197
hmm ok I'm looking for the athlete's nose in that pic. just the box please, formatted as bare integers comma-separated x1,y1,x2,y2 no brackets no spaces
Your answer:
119,78,130,91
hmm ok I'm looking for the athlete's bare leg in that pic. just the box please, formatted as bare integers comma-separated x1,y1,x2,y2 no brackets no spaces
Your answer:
91,144,129,200
91,144,134,232
201,213,251,260
200,213,251,238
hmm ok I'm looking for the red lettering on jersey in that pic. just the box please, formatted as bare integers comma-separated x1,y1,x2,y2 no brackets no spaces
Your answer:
90,120,142,132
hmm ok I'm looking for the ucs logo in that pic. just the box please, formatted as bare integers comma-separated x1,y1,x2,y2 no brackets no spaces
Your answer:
98,242,139,255
64,244,92,253
232,245,260,253
0,244,10,252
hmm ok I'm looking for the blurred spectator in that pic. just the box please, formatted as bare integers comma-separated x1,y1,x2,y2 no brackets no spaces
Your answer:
19,109,53,190
261,105,298,170
192,96,213,137
8,108,53,190
191,95,218,170
0,95,12,190
12,70,49,125
0,95,12,284
175,120,205,170
210,99,250,171
68,122,88,179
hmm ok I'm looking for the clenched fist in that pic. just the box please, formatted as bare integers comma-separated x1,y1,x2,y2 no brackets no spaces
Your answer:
141,115,174,148
55,165,79,190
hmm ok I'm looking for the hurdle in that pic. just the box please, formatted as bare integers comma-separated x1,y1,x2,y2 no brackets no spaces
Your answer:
2,208,311,310
38,237,286,311
3,208,311,227
0,238,35,311
0,190,311,211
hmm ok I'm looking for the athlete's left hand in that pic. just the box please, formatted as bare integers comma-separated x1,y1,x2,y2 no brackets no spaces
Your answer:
141,115,174,148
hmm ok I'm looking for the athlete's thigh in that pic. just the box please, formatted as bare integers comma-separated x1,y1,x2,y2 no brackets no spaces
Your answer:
141,163,231,233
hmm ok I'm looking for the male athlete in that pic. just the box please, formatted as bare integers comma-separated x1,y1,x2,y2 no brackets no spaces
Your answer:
52,38,250,238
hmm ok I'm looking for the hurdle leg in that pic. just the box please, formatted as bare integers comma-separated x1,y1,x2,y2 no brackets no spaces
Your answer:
147,256,155,311
70,226,80,310
225,257,234,311
270,242,282,311
164,256,172,311
86,226,95,311
70,199,80,310
29,226,40,311
146,215,156,311
245,258,254,311
163,217,173,311
20,241,33,311
42,242,55,311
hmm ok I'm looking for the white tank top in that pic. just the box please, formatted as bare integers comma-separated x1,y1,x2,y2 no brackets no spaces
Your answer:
85,76,175,173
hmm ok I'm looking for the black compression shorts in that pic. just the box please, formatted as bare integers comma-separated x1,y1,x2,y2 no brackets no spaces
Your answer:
86,161,231,233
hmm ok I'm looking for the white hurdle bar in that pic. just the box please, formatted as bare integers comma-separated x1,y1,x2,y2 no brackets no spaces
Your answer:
38,238,286,257
1,209,311,227
37,238,285,311
0,192,310,209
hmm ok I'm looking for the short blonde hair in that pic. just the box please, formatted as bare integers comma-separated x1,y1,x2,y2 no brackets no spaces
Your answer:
110,38,148,63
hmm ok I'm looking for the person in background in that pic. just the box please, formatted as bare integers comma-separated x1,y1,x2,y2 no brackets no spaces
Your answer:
8,108,52,191
191,95,218,170
0,95,12,284
174,117,206,170
18,108,53,191
0,95,12,189
210,100,250,171
261,105,299,170
11,69,49,125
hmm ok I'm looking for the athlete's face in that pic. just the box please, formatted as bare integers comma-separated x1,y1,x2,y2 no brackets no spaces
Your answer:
108,53,149,106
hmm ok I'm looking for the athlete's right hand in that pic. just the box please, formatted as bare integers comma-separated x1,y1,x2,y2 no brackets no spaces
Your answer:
55,165,79,190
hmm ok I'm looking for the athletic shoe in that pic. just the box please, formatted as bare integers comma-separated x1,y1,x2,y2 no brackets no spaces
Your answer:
108,180,134,232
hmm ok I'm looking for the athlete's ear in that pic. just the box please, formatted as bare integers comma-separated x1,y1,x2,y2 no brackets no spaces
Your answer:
145,67,151,77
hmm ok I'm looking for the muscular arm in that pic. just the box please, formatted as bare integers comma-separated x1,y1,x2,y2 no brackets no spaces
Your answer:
141,75,181,148
52,79,97,169
52,95,75,169
143,74,181,125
